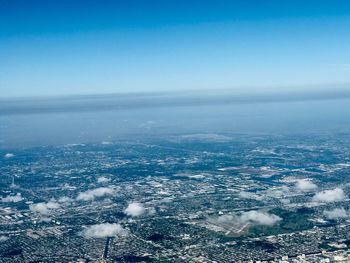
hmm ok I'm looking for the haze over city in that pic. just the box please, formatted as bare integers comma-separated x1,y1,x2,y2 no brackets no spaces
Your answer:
1,1,350,263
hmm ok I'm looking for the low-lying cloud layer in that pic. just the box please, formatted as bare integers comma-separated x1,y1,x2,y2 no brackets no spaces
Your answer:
3,88,350,116
77,187,115,201
82,223,127,238
313,188,346,203
124,202,146,217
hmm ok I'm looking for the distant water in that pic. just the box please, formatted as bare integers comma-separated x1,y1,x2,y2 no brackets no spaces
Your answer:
1,98,350,149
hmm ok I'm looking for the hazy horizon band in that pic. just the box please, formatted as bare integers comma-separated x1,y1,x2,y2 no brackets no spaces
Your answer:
1,86,350,116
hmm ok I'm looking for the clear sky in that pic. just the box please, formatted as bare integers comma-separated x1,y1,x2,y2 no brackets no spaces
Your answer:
1,0,350,98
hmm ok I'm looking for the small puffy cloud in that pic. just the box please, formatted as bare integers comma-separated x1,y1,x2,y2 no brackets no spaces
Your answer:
124,202,146,217
97,176,111,183
159,197,174,203
217,214,235,225
239,191,263,201
0,236,8,242
1,193,23,203
239,186,289,201
239,210,282,226
82,223,127,238
207,214,240,233
313,188,346,203
58,196,74,204
238,191,251,199
148,207,156,215
77,187,115,201
295,179,318,192
324,207,348,220
211,211,281,232
4,153,15,159
29,201,60,215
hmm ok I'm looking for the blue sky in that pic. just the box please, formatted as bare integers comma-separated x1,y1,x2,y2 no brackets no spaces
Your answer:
1,0,350,97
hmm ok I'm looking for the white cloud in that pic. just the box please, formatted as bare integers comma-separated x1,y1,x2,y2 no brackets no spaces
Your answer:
216,214,235,224
148,207,156,215
77,187,115,201
124,202,146,217
58,196,74,204
82,223,127,238
29,201,60,215
159,197,174,203
239,191,256,199
0,236,8,242
239,210,282,226
295,179,318,192
313,188,346,203
324,207,348,220
239,191,264,201
4,153,15,159
210,210,281,232
97,176,111,183
239,186,290,201
1,193,23,203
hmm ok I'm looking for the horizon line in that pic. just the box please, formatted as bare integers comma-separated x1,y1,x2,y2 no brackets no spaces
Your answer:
1,84,350,116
